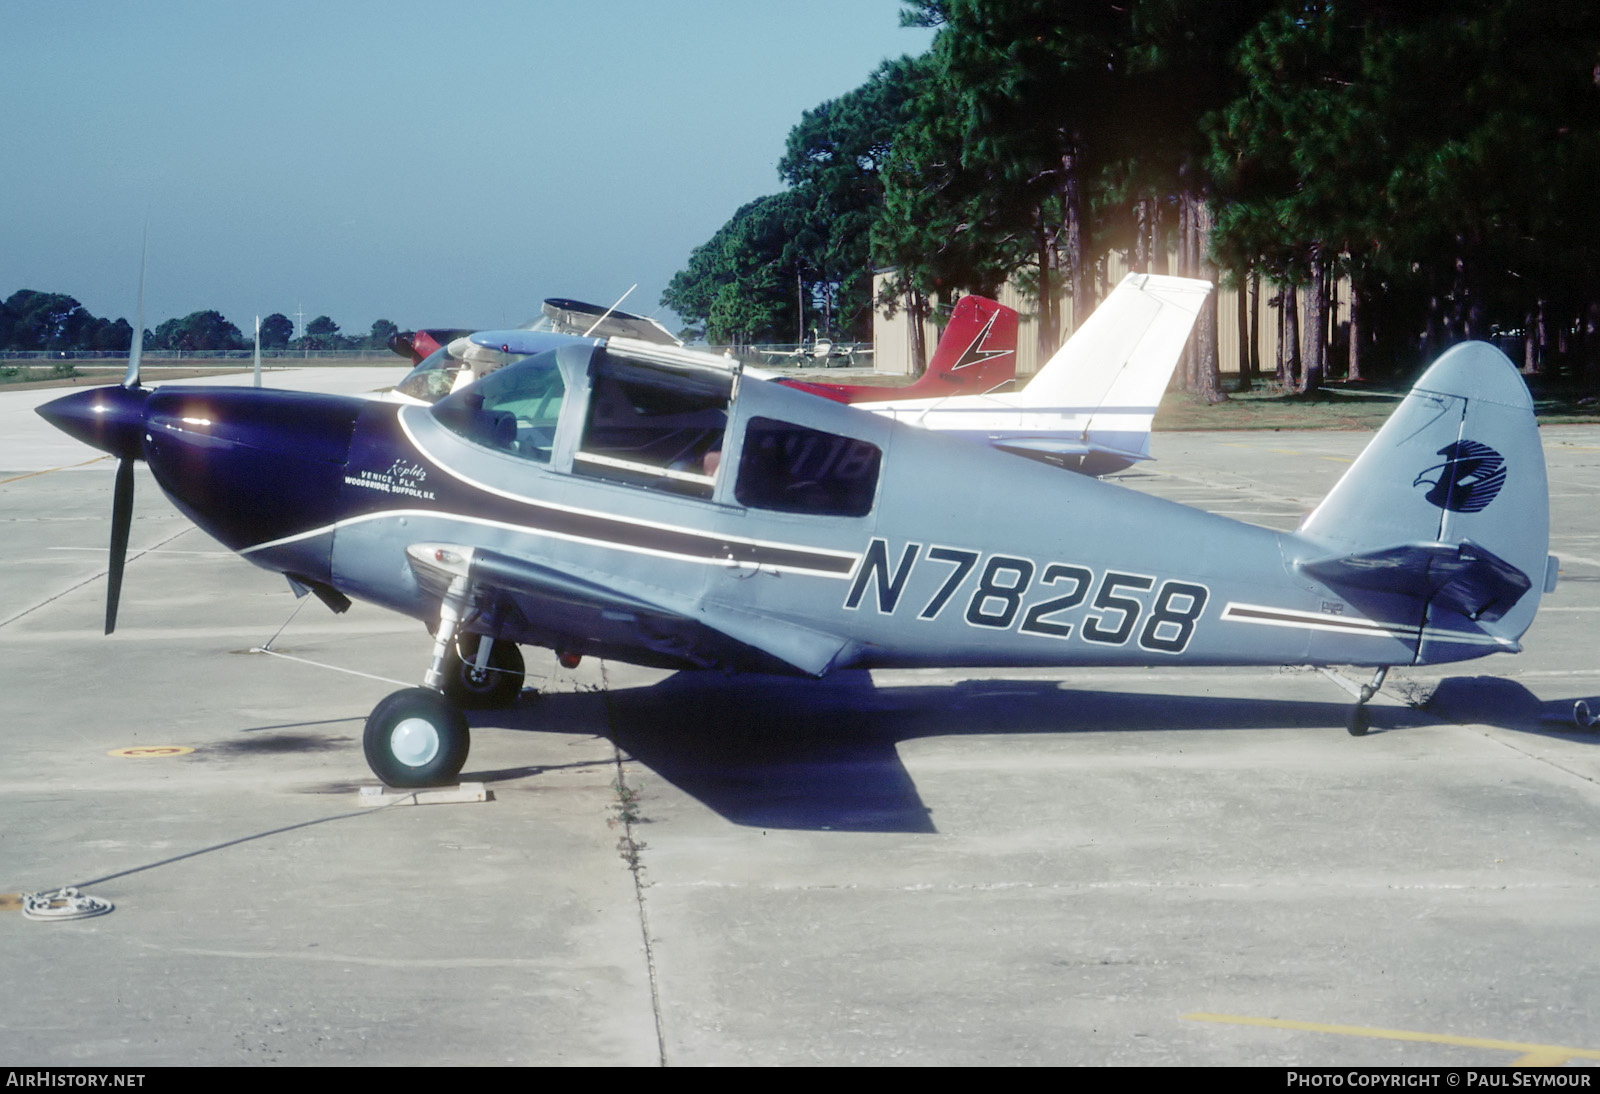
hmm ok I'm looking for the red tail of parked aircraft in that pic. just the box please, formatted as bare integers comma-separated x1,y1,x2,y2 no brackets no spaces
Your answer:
780,295,1018,404
388,328,474,365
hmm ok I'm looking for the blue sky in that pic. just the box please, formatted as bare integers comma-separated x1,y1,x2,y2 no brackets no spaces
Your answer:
2,1,932,339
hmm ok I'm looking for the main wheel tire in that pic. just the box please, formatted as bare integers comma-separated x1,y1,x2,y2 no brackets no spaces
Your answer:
1346,705,1371,737
444,638,525,710
364,687,470,788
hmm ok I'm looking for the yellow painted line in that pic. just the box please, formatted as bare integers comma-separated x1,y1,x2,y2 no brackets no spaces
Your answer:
1184,1012,1600,1065
108,746,194,758
0,455,110,485
1320,456,1354,464
1267,448,1300,455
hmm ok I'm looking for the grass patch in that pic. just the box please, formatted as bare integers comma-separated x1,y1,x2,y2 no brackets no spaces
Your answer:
1155,377,1600,432
1155,381,1400,432
0,362,79,385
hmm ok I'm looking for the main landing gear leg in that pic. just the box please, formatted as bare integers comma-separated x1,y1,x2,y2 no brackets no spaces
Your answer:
442,633,526,710
363,577,472,788
1346,667,1388,737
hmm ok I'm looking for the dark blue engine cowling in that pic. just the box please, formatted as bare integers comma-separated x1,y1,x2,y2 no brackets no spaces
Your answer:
141,387,364,580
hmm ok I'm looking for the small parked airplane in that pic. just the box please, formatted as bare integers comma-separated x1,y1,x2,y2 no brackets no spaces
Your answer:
39,311,1555,787
777,295,1018,405
860,273,1210,475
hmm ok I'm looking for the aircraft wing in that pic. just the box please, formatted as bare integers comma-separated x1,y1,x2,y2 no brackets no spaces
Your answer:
542,298,680,345
468,329,596,357
404,543,848,676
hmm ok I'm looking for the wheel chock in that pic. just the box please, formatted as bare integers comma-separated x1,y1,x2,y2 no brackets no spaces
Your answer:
357,782,489,807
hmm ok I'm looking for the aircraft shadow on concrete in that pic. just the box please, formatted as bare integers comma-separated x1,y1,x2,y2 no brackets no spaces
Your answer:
1425,675,1600,742
466,670,1595,834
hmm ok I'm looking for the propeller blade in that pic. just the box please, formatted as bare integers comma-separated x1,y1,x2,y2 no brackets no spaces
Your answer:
106,457,134,634
123,226,147,390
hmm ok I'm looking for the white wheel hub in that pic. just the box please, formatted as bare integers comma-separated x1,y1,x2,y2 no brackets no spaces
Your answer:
391,716,441,767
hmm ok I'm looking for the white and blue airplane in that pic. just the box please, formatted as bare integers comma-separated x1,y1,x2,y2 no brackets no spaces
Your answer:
39,302,1554,787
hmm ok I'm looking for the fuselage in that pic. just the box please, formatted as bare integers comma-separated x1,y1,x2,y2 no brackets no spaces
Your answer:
39,341,1513,678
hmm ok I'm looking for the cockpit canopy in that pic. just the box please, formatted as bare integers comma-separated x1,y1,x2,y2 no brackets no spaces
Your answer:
429,341,883,518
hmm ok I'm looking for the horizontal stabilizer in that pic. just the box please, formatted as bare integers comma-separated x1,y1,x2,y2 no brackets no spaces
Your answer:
994,438,1151,463
1300,539,1532,623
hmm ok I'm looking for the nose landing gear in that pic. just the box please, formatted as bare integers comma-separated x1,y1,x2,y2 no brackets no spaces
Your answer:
363,574,525,788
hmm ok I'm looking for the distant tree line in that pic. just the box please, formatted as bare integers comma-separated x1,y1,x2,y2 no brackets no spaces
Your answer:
0,291,135,352
662,56,918,349
664,0,1600,395
0,290,401,354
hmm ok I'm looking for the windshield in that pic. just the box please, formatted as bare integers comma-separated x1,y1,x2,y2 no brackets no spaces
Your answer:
430,350,566,463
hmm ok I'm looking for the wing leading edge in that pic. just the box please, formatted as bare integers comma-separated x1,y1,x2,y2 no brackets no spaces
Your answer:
404,543,848,676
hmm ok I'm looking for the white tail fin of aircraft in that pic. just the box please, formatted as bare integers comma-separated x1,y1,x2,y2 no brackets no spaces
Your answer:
862,273,1211,475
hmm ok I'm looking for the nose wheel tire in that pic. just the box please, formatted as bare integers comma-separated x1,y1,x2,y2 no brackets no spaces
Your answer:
365,687,470,787
444,638,526,710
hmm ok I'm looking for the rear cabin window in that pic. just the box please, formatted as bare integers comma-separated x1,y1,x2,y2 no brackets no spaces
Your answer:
735,417,881,517
574,355,731,499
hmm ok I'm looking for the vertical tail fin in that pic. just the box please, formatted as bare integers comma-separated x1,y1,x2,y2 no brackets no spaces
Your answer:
1016,273,1210,463
781,295,1018,404
1296,342,1551,658
910,295,1018,396
1017,273,1211,411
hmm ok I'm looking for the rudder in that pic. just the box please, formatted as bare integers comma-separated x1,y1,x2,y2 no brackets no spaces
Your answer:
918,295,1018,396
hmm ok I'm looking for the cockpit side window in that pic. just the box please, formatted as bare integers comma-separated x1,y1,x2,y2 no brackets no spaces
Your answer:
734,417,881,517
432,352,565,463
573,354,731,499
